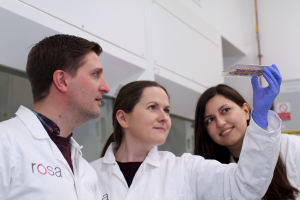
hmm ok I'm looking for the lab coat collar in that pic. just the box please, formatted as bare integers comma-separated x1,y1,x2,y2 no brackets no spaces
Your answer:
144,146,160,168
16,105,83,156
70,137,83,156
102,143,126,185
103,143,161,168
103,143,118,164
16,105,49,139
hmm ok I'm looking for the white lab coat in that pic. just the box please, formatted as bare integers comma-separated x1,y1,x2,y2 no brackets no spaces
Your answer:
230,134,300,199
278,134,300,195
0,106,100,200
90,110,281,200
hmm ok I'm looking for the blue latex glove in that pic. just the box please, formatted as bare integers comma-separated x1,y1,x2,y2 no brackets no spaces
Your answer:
251,64,282,129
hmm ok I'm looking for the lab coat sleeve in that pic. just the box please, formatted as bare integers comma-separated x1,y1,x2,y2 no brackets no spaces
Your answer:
184,110,281,200
0,130,15,199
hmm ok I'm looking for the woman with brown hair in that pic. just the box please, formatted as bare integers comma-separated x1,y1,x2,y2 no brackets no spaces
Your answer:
91,70,282,199
194,66,299,199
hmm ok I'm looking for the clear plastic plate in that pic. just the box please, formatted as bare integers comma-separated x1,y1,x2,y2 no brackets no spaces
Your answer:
222,64,269,77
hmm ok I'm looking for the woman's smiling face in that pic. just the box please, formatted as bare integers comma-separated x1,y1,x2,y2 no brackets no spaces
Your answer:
204,94,250,148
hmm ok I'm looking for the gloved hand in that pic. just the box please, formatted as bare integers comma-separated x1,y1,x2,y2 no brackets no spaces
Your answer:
251,64,282,129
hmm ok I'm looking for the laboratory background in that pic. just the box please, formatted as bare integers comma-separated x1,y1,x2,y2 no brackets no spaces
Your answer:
1,0,300,162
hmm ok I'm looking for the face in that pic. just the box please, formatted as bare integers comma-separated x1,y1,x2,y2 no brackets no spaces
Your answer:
204,94,250,148
68,51,110,120
124,87,171,148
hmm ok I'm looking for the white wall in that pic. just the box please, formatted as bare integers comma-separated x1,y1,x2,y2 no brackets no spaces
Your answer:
0,0,224,120
258,0,300,82
180,0,220,30
181,0,255,54
181,0,258,107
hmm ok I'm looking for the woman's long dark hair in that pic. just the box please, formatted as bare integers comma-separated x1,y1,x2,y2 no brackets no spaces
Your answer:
194,84,299,199
100,81,169,158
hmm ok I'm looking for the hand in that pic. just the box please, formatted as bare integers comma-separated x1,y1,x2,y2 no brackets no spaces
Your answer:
251,64,282,129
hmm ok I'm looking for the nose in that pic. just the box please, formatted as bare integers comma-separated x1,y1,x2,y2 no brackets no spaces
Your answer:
99,76,110,94
216,116,226,128
158,109,169,123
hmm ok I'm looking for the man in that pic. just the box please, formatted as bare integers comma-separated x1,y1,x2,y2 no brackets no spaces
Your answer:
0,34,110,199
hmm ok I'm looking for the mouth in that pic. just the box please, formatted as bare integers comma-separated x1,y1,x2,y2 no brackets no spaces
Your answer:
220,127,233,137
154,127,166,131
95,98,102,105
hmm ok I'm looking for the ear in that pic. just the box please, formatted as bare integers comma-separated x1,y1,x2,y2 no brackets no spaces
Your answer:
116,110,129,129
52,70,69,93
242,103,251,120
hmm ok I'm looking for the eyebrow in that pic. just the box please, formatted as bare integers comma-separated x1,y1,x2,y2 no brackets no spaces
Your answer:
90,68,103,75
147,101,170,108
204,104,228,119
95,68,103,73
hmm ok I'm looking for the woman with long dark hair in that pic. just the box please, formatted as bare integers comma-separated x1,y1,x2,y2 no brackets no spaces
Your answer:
194,71,300,199
91,65,282,199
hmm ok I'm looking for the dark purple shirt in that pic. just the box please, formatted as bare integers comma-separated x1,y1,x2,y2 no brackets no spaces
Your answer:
117,161,142,187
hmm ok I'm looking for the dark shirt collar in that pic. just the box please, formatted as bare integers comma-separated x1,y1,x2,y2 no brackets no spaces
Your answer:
31,110,73,138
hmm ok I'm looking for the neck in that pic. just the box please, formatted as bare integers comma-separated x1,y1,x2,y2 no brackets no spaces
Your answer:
226,136,244,159
32,99,83,138
115,136,152,162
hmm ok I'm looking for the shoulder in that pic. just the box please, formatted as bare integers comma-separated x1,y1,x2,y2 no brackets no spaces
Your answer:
79,157,98,177
157,151,208,166
157,150,177,159
0,118,24,166
279,134,300,190
71,151,99,184
69,139,102,176
157,151,206,161
0,116,23,130
154,150,196,163
90,158,105,170
280,134,300,165
0,117,25,139
280,134,300,150
281,133,300,141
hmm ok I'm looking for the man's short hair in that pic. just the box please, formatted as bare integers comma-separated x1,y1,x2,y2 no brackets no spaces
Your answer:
26,34,102,103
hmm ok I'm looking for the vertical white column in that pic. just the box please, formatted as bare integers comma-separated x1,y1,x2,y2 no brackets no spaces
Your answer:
138,0,155,81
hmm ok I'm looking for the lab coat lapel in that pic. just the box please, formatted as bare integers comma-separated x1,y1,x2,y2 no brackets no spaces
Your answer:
112,163,128,187
70,138,83,198
16,105,48,139
16,105,75,179
70,138,83,177
103,143,128,187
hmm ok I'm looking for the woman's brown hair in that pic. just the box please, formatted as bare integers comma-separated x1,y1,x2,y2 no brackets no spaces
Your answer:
194,84,299,199
101,80,169,157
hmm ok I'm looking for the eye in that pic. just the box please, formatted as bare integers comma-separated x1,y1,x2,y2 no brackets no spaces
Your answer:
206,118,213,125
93,71,99,77
148,105,157,111
164,108,170,114
222,108,230,113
